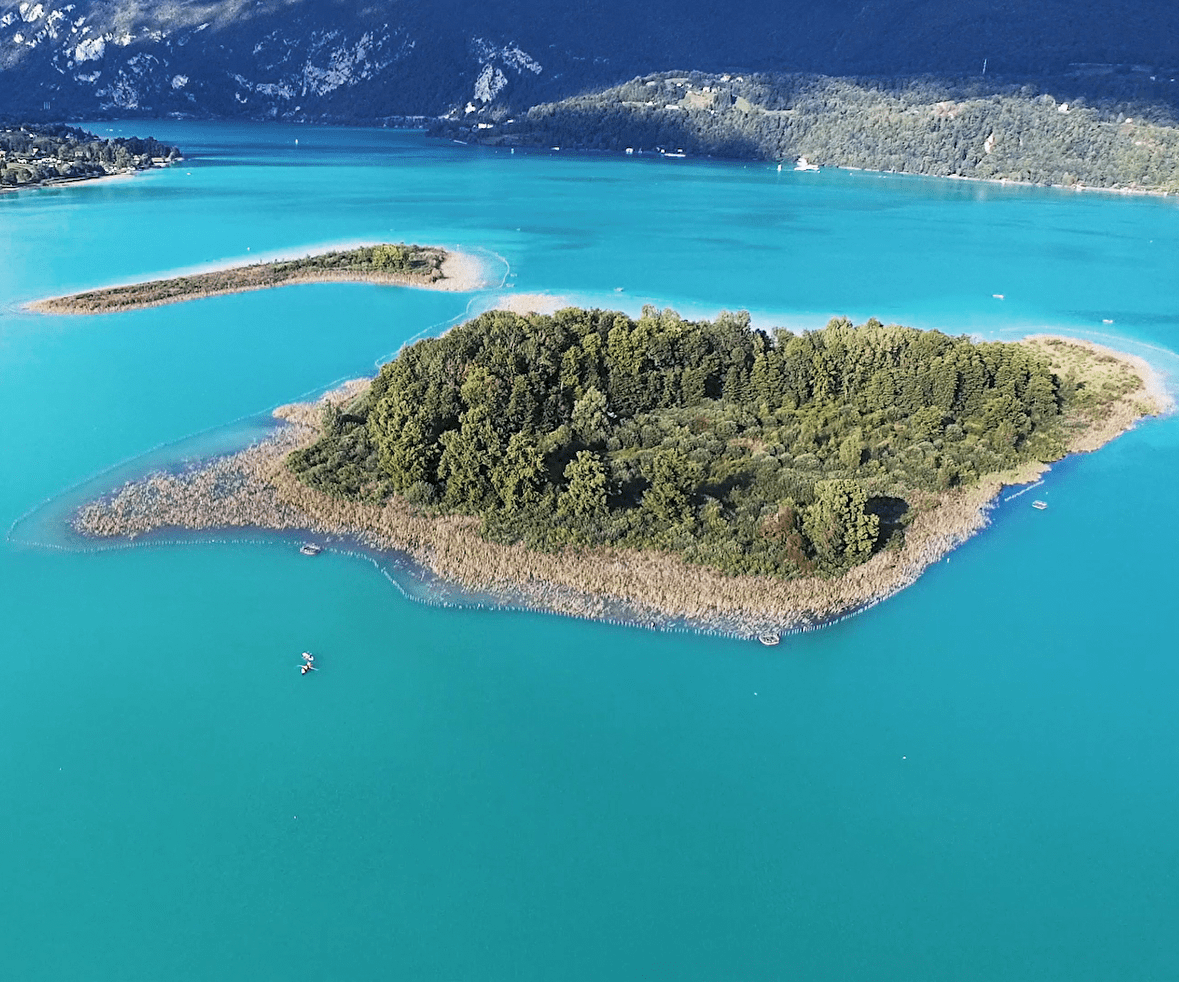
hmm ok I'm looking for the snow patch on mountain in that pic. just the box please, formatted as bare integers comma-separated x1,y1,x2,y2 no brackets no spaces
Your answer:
299,29,408,96
97,73,138,108
501,44,541,74
471,37,542,75
73,33,100,60
0,1,563,120
474,62,507,102
467,37,542,104
255,81,293,98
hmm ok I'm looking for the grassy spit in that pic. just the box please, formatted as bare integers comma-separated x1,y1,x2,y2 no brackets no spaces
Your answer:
72,337,1167,639
27,244,485,314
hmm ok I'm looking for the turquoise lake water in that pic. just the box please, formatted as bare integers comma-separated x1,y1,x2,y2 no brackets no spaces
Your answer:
2,123,1179,979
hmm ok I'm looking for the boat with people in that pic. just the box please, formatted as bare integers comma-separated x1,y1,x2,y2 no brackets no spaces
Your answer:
299,543,321,556
300,651,317,674
758,633,781,646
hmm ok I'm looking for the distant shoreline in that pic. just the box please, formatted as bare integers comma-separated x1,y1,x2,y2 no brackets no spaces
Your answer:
0,169,145,196
496,142,1174,199
27,245,489,315
70,334,1169,640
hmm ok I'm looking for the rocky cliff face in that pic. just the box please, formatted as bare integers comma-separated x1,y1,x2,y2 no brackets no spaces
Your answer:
2,0,1177,123
0,0,577,120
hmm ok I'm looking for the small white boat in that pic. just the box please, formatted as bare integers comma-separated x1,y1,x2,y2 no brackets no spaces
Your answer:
1032,500,1048,510
758,633,781,646
993,293,1005,299
794,156,819,172
299,543,322,556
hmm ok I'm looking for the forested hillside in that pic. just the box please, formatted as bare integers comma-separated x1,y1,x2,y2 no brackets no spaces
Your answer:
1,0,1177,122
440,73,1179,192
288,308,1120,579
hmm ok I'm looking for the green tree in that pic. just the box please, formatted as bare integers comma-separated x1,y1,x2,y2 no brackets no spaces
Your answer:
370,243,409,271
559,451,609,518
839,430,865,469
492,432,546,512
571,386,609,445
803,480,879,568
641,448,702,524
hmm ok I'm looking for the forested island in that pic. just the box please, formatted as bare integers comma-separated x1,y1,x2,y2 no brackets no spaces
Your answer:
74,308,1165,636
30,244,484,314
436,72,1179,193
1,124,180,191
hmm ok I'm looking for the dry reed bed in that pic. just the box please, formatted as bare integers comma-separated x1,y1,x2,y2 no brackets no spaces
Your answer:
73,337,1168,638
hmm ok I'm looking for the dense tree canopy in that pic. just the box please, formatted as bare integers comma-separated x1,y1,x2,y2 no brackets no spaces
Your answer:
290,307,1075,577
440,72,1179,193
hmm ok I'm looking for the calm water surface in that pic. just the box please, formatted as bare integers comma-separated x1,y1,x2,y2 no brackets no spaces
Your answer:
2,124,1178,980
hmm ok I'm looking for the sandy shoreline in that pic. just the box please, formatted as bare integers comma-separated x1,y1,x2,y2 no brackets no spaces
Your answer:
26,245,491,315
492,292,575,315
0,169,145,197
937,170,1174,199
67,334,1169,639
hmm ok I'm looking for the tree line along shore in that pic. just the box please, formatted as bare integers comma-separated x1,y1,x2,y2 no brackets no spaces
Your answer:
71,310,1167,637
28,244,470,314
1,123,180,191
436,72,1179,194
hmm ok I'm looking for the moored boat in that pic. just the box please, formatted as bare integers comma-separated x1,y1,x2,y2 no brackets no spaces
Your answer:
758,633,781,646
1032,500,1048,510
299,543,321,556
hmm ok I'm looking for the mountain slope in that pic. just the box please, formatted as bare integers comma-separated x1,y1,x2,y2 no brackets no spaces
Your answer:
1,0,1177,122
440,71,1179,193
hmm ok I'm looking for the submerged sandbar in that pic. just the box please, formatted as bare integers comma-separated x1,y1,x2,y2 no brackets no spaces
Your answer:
28,243,486,314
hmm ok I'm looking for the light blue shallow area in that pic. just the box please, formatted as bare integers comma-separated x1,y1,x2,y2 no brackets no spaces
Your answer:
2,123,1178,980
